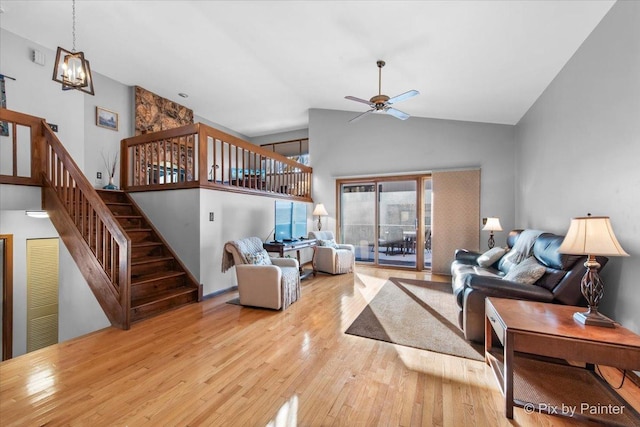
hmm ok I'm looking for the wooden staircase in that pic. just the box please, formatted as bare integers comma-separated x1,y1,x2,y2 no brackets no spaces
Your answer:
0,108,203,329
97,190,201,323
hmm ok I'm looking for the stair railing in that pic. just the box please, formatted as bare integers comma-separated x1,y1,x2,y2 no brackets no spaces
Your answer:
0,108,132,329
121,123,313,201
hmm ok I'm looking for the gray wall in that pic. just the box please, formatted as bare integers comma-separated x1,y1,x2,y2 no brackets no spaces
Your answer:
0,211,109,357
83,73,134,189
515,0,639,332
251,128,309,146
0,29,112,351
1,29,85,167
308,109,516,246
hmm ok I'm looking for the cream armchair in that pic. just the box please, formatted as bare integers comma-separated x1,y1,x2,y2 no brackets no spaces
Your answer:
308,231,355,275
222,237,301,310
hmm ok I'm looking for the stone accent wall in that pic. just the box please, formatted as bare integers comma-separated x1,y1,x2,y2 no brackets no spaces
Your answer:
134,86,193,135
134,86,195,180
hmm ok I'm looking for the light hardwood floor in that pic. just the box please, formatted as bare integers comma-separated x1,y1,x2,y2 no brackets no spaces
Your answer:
1,266,637,426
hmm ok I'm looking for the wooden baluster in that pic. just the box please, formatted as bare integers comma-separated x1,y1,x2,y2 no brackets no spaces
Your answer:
11,122,17,177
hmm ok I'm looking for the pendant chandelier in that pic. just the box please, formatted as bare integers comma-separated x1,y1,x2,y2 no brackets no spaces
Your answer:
52,0,95,95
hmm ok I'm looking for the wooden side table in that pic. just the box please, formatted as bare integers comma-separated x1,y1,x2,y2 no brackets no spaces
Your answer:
485,297,640,419
263,239,316,279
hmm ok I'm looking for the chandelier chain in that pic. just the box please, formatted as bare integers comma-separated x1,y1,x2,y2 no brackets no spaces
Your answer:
72,0,76,52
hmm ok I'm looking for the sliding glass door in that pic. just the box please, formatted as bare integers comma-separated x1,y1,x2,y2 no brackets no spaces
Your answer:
340,183,376,263
339,175,431,270
378,180,417,267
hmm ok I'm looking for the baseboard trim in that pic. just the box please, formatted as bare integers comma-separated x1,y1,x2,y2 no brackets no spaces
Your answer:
202,286,237,300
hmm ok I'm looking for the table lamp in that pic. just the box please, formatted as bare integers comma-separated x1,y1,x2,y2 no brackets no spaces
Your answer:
482,217,502,249
312,203,328,231
558,215,629,328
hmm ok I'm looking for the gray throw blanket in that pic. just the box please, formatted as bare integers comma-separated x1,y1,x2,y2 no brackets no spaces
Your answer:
221,237,264,272
501,229,543,272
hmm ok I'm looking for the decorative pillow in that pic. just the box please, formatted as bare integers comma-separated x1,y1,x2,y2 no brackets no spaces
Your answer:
502,256,546,285
244,249,272,265
477,247,507,267
318,239,339,249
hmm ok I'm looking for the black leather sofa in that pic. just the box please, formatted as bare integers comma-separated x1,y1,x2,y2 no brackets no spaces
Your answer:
451,229,608,342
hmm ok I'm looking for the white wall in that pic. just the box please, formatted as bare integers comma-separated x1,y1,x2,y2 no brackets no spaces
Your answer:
308,109,516,247
132,188,312,296
515,0,640,332
0,211,109,357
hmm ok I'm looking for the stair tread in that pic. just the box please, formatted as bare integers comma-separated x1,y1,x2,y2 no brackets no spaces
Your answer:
131,269,185,285
131,255,174,266
131,286,197,308
93,189,200,324
125,228,153,232
132,241,163,247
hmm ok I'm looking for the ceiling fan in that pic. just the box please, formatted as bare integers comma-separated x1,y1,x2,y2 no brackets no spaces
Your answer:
345,60,419,122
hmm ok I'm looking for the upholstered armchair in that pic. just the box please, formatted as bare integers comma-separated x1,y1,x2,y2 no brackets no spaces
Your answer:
222,237,301,310
308,231,355,275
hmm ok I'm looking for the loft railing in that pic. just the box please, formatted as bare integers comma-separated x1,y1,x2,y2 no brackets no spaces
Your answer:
0,108,131,329
121,123,313,201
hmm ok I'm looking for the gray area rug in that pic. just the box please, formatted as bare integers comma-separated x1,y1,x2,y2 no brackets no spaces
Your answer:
345,277,484,361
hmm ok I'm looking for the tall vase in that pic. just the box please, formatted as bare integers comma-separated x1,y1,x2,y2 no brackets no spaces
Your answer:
103,176,118,190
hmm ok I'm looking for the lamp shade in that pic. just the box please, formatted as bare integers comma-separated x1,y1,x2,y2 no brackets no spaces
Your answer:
558,216,629,257
312,203,328,216
482,217,502,232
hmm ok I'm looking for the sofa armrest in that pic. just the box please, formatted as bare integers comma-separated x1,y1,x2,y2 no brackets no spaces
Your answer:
314,246,337,266
337,243,355,252
454,249,482,265
466,275,554,302
271,257,299,269
235,265,282,309
236,264,281,281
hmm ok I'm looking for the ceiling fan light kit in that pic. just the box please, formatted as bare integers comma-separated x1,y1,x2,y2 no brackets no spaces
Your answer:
345,60,419,122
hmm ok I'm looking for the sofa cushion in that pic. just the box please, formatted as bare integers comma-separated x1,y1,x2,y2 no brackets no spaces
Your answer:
534,233,582,270
536,268,567,291
502,256,547,285
245,249,272,265
477,247,507,267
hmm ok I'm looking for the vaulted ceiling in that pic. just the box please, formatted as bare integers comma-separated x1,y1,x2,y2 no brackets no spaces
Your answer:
0,1,615,137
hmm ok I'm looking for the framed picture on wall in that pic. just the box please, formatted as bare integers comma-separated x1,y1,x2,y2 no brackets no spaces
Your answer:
96,106,118,131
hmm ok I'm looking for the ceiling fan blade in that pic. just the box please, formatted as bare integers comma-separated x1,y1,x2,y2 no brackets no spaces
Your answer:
387,90,419,105
349,109,374,123
345,96,374,106
385,107,410,120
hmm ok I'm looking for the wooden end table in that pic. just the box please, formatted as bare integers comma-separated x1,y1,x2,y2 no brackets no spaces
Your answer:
485,297,640,419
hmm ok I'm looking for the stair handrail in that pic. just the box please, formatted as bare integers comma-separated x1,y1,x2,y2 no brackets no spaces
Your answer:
0,108,133,328
40,116,132,328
